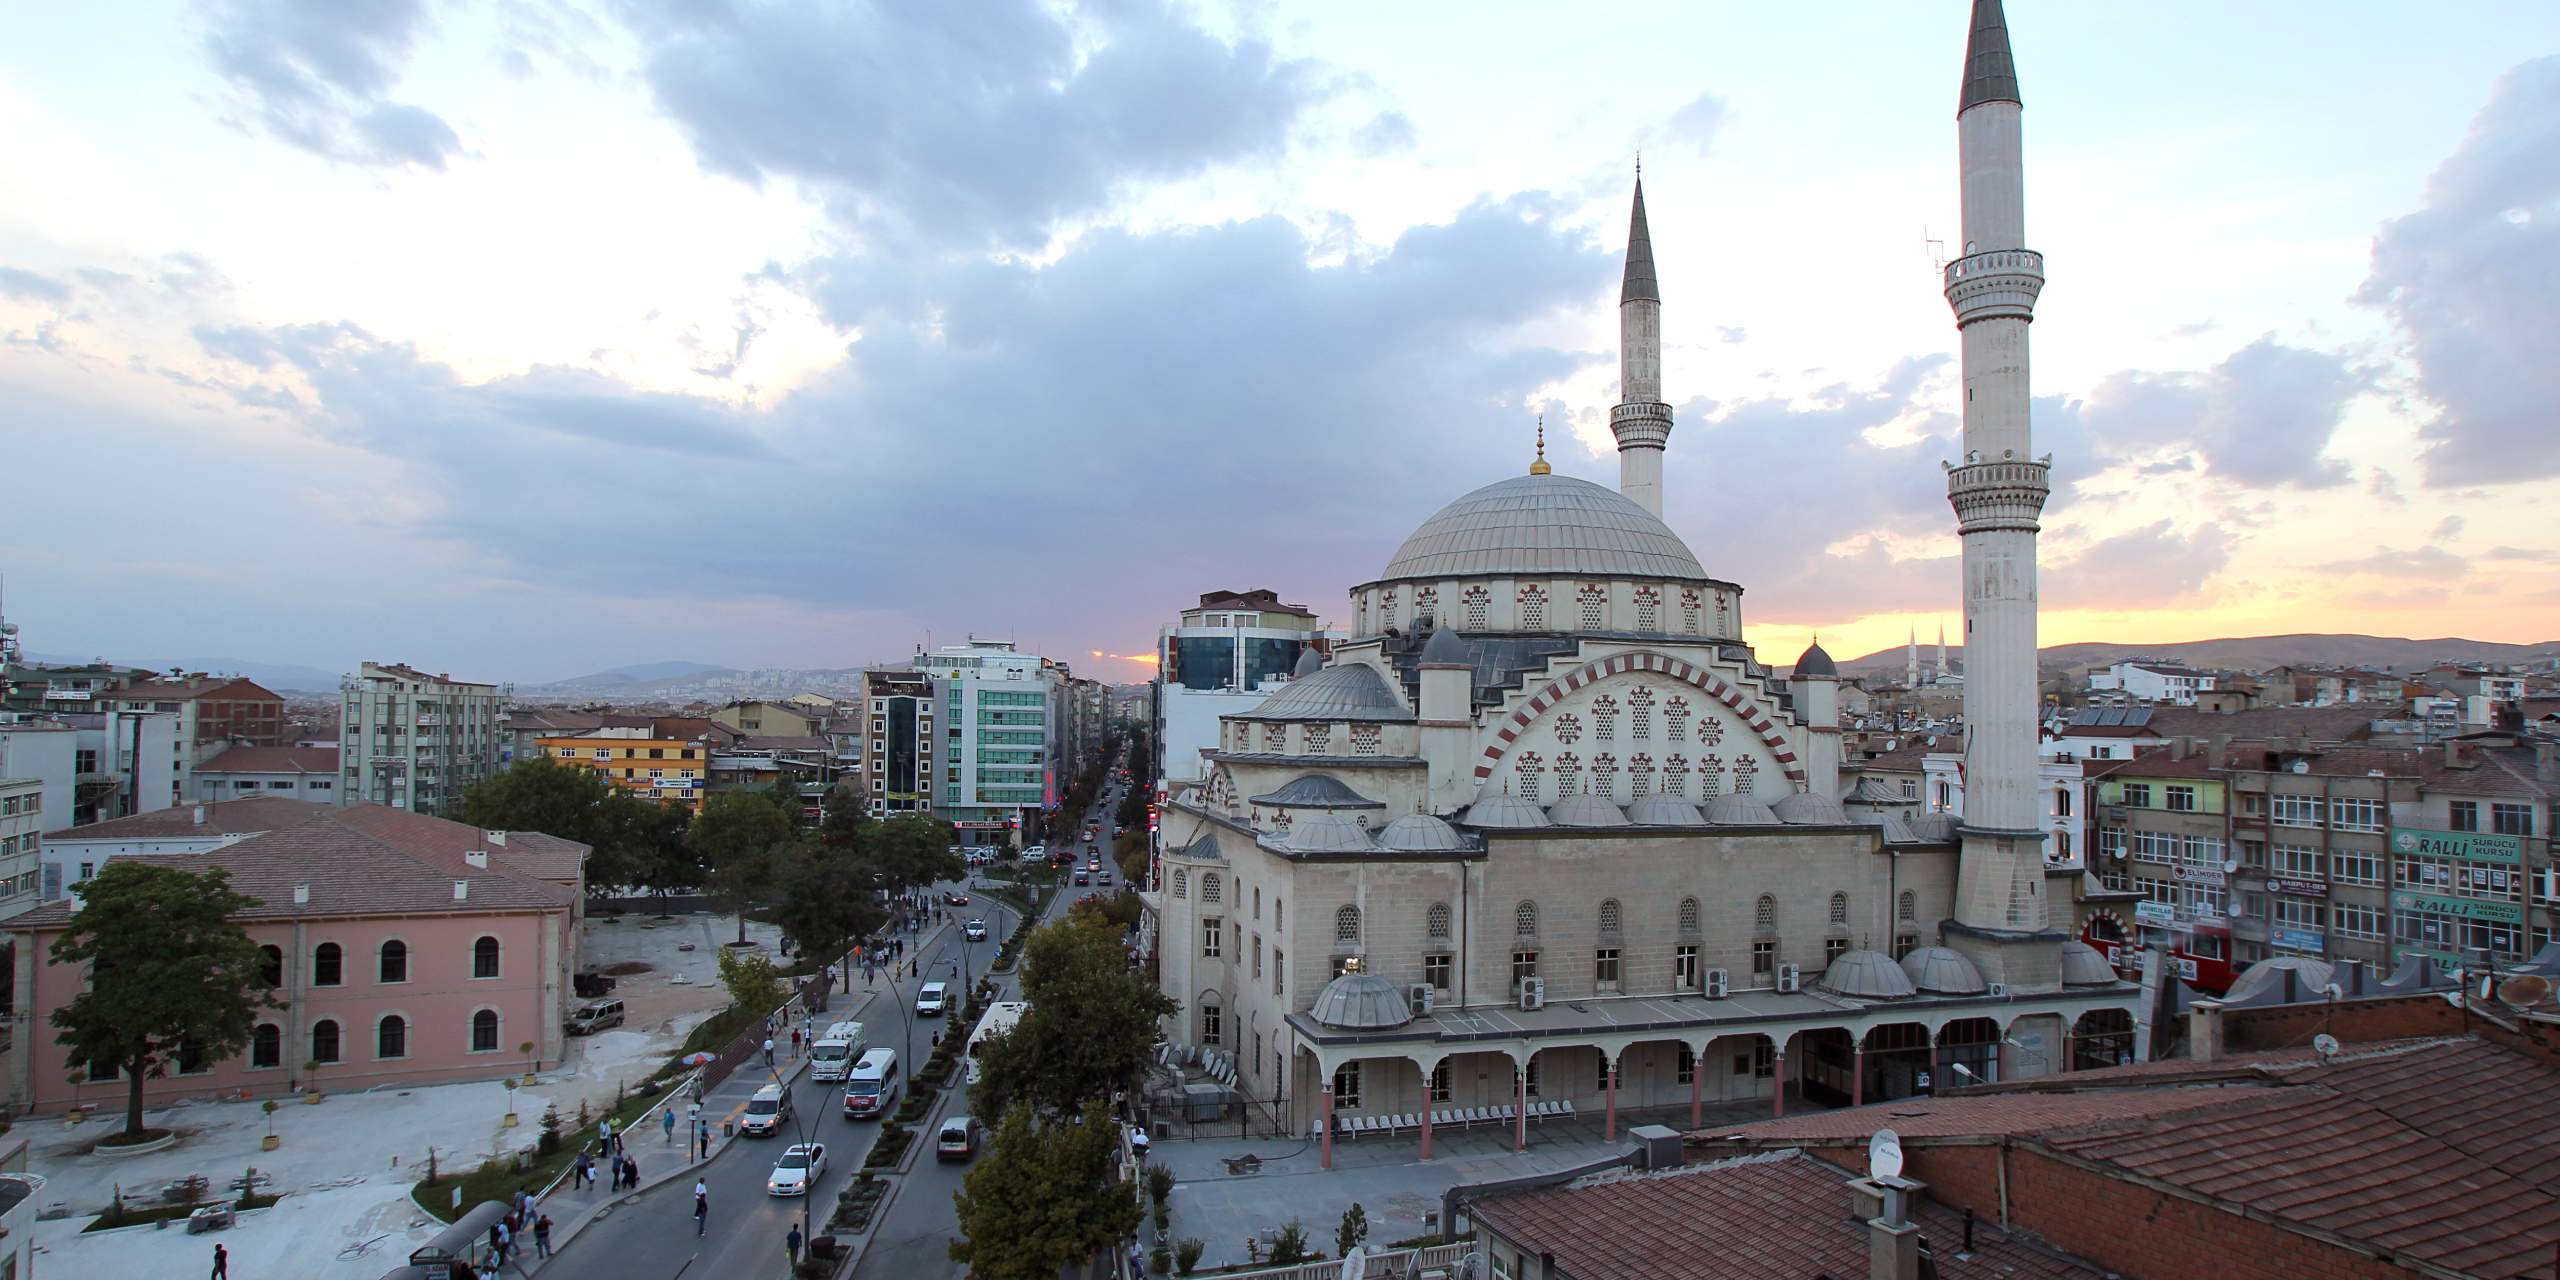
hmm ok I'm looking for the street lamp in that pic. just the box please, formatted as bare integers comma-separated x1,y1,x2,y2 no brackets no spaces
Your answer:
766,1057,817,1252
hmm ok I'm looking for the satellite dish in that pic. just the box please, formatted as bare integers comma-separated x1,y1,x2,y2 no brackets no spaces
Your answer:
2497,974,2554,1009
2320,983,2342,1000
1869,1128,1904,1181
2223,859,2240,874
2443,990,2464,1007
2312,1033,2340,1060
1453,1254,1485,1280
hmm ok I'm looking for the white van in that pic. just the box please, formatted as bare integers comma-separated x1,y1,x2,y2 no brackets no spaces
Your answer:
739,1083,792,1136
915,982,950,1016
809,1020,868,1083
842,1049,901,1120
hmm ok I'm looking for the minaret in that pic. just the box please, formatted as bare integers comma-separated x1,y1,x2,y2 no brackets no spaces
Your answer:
1906,627,1920,689
1936,623,1951,680
1944,0,2059,980
1611,172,1671,517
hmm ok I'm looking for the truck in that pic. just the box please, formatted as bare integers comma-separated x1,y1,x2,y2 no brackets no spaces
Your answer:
964,1001,1029,1085
808,1019,868,1083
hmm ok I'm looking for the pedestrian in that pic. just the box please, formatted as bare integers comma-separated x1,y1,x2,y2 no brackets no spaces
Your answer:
790,1025,801,1052
534,1213,554,1259
210,1243,228,1280
762,1036,776,1068
599,1116,613,1155
573,1153,590,1189
1129,1239,1146,1280
787,1223,804,1265
694,1184,709,1237
696,1119,709,1161
494,1218,512,1265
663,1106,677,1144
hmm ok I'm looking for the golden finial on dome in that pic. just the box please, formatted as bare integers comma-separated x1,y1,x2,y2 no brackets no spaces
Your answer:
1529,414,1552,475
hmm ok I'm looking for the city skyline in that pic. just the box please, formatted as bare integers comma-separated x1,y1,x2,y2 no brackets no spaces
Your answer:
3,3,2555,677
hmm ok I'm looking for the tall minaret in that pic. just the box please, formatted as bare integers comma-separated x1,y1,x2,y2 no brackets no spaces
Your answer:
1937,623,1952,680
1944,0,2058,975
1611,172,1671,517
1906,627,1920,689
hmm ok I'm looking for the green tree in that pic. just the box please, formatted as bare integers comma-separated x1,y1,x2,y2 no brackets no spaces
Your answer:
716,946,788,1017
876,814,964,895
48,862,277,1138
1336,1203,1368,1256
457,757,616,841
950,1099,1141,1280
457,759,706,900
690,788,795,944
768,836,888,973
972,913,1173,1120
608,794,701,913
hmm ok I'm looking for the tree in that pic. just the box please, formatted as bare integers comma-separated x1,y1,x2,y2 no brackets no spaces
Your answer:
1337,1203,1369,1256
1269,1222,1313,1266
768,836,888,973
972,913,1174,1120
611,795,701,914
48,861,277,1138
458,759,699,900
690,788,795,944
950,1099,1141,1280
875,814,964,895
716,946,788,1018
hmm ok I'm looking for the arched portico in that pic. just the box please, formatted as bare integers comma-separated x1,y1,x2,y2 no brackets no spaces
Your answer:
1936,1015,2004,1087
2072,1007,2135,1070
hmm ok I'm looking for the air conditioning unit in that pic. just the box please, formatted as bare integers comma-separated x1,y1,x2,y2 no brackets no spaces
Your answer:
1409,984,1435,1016
1986,981,2010,999
1775,963,1802,994
1517,977,1547,1011
1702,969,1730,999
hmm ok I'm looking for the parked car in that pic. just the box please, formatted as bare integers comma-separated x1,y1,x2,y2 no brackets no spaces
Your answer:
565,998,625,1036
962,918,989,941
936,1116,983,1162
767,1142,827,1195
572,972,617,998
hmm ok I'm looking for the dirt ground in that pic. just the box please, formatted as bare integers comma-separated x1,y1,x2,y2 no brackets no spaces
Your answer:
571,909,780,1050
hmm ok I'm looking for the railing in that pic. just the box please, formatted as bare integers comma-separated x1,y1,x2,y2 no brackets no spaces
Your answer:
1215,1242,1474,1280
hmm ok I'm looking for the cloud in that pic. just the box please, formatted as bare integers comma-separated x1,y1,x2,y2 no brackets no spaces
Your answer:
2045,521,2232,609
2483,545,2557,562
2359,56,2560,486
2317,544,2468,578
2432,515,2465,541
631,0,1324,249
1660,92,1727,157
2071,336,2363,490
204,0,463,169
1352,111,1416,157
0,267,71,303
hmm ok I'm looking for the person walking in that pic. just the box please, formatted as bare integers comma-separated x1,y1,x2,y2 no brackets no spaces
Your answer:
534,1213,554,1259
663,1105,677,1144
694,1182,709,1238
787,1224,804,1266
210,1244,228,1280
762,1036,776,1068
598,1116,613,1152
696,1118,710,1161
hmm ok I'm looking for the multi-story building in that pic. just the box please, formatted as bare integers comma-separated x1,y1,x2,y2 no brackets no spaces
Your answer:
64,707,180,824
106,675,287,759
1918,747,2089,866
1155,589,1326,787
710,700,822,738
338,663,506,817
2083,747,2239,992
859,668,938,820
915,640,1060,843
0,779,44,922
536,735,709,811
2223,743,2413,973
2389,737,2556,963
0,661,140,716
2087,661,2218,706
193,745,341,805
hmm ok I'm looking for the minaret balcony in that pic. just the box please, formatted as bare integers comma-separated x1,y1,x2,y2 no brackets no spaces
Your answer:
1943,249,2044,325
1608,400,1672,450
1945,457,2050,533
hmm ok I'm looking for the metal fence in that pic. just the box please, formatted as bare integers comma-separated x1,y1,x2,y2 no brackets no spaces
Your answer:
1213,1242,1474,1280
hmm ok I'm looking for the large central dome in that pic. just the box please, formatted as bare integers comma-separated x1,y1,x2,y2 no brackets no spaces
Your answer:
1373,472,1709,584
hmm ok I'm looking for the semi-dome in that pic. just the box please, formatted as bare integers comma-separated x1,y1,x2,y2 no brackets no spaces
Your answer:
1232,662,1411,723
1282,810,1378,854
1459,793,1552,829
1291,647,1324,678
1248,775,1385,810
1900,946,1989,995
1771,791,1851,825
1703,794,1780,825
1418,625,1470,665
1817,950,1917,1000
2057,941,2118,987
1308,973,1414,1030
1547,793,1631,827
1625,794,1706,825
1793,641,1837,678
1373,473,1711,585
1378,813,1467,852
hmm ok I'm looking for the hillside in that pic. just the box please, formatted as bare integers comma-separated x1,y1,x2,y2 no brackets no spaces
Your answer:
1835,632,2560,677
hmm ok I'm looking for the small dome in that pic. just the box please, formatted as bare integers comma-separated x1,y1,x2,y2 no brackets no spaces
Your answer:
1704,794,1780,825
1547,793,1631,827
1900,946,1988,996
1793,642,1837,678
1378,813,1467,852
1625,794,1706,825
1460,793,1552,829
1419,626,1469,666
1308,973,1414,1030
1292,647,1324,678
2222,955,2336,1004
1249,775,1385,810
1234,663,1410,723
1283,811,1378,854
1771,791,1851,825
2057,941,2119,987
1817,950,1917,1000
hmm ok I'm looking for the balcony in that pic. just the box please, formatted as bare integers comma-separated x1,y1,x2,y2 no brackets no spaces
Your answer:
416,714,442,727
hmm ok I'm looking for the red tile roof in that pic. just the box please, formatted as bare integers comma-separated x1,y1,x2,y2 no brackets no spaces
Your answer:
108,676,283,704
192,746,340,776
1471,1150,2106,1279
44,795,321,841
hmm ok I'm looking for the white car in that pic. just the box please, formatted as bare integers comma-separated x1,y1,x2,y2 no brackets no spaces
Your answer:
766,1142,827,1196
962,918,989,941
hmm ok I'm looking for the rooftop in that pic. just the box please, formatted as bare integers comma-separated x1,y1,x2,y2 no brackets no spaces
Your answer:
1370,472,1713,586
45,794,319,841
193,745,340,776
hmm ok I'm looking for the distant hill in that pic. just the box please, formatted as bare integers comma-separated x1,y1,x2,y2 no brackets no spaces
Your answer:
534,660,735,686
27,652,342,694
1835,633,2560,677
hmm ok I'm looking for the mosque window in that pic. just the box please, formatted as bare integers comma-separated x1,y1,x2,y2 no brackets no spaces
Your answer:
1350,724,1381,756
1716,593,1731,633
1555,752,1582,796
1829,892,1850,926
1899,890,1917,922
1513,751,1545,803
1755,895,1777,931
1577,583,1608,630
1697,714,1726,747
1591,696,1618,740
1334,905,1362,945
1734,755,1760,794
1414,586,1437,626
1552,714,1583,745
1427,902,1452,939
1634,585,1661,631
1514,901,1539,937
1598,899,1622,935
1303,724,1330,754
1679,897,1701,933
1665,696,1690,743
1699,754,1724,798
1629,753,1655,798
1380,587,1398,628
1272,809,1292,830
1263,724,1286,753
1173,869,1188,898
1591,753,1618,797
1463,586,1490,630
1202,873,1223,904
1680,588,1702,633
1628,687,1654,738
1665,754,1690,797
1517,585,1547,629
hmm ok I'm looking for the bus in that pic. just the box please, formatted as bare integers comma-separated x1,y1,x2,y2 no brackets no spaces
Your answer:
964,1000,1029,1085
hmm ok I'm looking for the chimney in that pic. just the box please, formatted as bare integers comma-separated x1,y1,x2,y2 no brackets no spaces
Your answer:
293,884,310,906
2188,999,2226,1063
2443,740,2476,769
455,879,470,902
192,805,206,826
1856,1174,1925,1280
2169,737,2192,761
2208,734,2231,771
465,850,489,869
485,830,507,847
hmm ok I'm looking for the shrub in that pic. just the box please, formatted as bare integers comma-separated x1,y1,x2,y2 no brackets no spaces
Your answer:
1175,1238,1205,1275
1154,1203,1169,1236
1146,1164,1174,1206
1337,1203,1369,1256
1269,1221,1313,1266
1151,1243,1172,1275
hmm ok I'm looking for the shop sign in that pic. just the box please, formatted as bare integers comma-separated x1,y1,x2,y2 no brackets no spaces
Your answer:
2272,927,2326,954
2134,900,2176,928
2392,827,2522,864
2393,891,2523,924
2173,866,2226,886
2269,878,2329,898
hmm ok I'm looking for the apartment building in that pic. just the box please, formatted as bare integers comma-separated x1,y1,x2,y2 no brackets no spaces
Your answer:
0,661,140,716
860,668,937,820
537,735,709,811
2085,748,2239,992
193,745,340,804
339,663,506,817
710,700,822,738
107,675,287,756
914,639,1060,842
2087,661,2218,706
2224,744,2413,973
2389,738,2557,963
0,779,43,923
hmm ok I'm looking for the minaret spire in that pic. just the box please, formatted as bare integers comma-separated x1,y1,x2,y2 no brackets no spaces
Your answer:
1906,626,1920,689
1937,622,1951,678
1610,168,1671,517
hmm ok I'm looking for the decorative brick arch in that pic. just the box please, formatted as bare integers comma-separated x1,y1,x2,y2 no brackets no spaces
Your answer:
1474,650,1803,786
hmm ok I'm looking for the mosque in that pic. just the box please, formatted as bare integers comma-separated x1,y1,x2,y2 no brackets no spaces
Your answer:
1148,1,2139,1161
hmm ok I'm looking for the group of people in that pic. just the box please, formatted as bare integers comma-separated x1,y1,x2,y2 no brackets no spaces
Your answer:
480,1187,554,1272
574,1120,646,1193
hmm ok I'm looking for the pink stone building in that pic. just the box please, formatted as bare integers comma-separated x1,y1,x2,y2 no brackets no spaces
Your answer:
7,802,587,1112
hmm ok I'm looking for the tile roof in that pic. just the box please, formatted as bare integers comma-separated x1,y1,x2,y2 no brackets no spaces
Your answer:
193,746,340,776
107,675,281,703
2408,745,2560,801
2087,749,2220,781
1471,1150,2105,1280
44,795,322,841
2144,704,2381,743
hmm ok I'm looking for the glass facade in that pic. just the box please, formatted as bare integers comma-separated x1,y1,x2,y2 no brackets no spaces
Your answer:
1174,636,1238,691
1242,638,1305,689
881,698,919,796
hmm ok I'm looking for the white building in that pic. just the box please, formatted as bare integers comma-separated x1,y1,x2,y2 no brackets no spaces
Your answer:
338,663,506,817
0,779,44,921
1155,589,1330,787
2087,661,2218,706
193,745,342,804
0,724,77,845
913,640,1065,843
1917,749,2090,867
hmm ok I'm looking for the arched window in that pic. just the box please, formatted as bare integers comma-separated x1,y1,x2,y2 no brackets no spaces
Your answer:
1592,696,1619,741
379,940,408,984
1899,890,1917,922
2056,788,2074,817
1172,869,1188,898
1577,583,1608,630
1514,751,1545,803
1634,586,1660,632
250,1023,282,1069
1518,585,1546,629
310,1018,341,1065
1201,873,1222,904
1463,585,1489,630
473,936,500,979
1680,588,1702,633
1426,903,1452,938
1334,905,1362,944
1273,898,1284,929
1598,899,1622,934
312,942,342,987
377,1014,408,1060
1754,895,1776,932
470,1009,500,1053
1513,900,1539,936
1678,897,1700,932
259,945,283,988
1829,892,1849,926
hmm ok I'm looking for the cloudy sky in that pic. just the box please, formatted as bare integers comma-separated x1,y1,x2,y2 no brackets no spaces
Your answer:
3,2,2555,684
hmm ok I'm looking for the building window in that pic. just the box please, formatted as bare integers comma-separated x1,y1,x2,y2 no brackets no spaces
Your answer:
1512,951,1539,988
1424,952,1452,991
1675,945,1701,989
1263,724,1286,754
1303,724,1330,754
1898,890,1916,922
1895,932,1919,959
1900,778,1919,799
1415,586,1437,625
1430,1062,1452,1103
1676,1045,1696,1085
1518,585,1547,629
1201,873,1222,904
1679,897,1701,933
1752,938,1775,977
1591,696,1619,741
1824,937,1850,965
1591,754,1617,800
377,1015,408,1060
1828,892,1848,926
1555,752,1582,796
250,1023,282,1069
2271,794,2321,827
1634,587,1660,631
1665,754,1690,797
313,942,343,987
1629,753,1655,798
2449,801,2480,832
1172,869,1188,898
2121,783,2153,808
1332,1061,1362,1109
1273,950,1284,996
2334,902,2385,940
1514,900,1538,937
1514,751,1544,803
1334,905,1362,945
2331,797,2384,833
1752,1041,1775,1078
1680,588,1701,633
2055,788,2073,817
1523,1058,1541,1098
473,936,501,979
1595,948,1621,988
1349,725,1381,756
1427,902,1452,939
1578,584,1608,630
1201,1002,1222,1046
1252,935,1263,980
2332,849,2383,886
1734,755,1759,794
1464,586,1490,630
2273,844,2323,879
2493,803,2535,837
1598,898,1622,935
260,945,284,989
311,1019,342,1065
2165,785,2198,813
1754,895,1776,931
379,940,408,984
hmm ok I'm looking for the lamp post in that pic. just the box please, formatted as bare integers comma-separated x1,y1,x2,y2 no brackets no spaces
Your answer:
766,1058,816,1251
